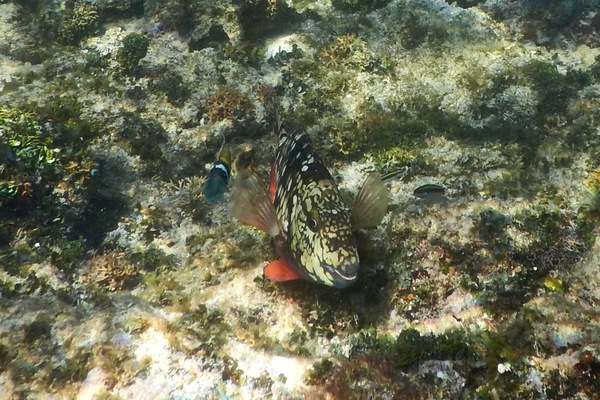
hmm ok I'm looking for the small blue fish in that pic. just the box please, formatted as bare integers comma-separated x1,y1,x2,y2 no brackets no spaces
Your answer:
203,143,231,204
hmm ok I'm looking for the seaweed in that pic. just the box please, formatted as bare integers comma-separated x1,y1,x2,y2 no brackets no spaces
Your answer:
235,0,301,42
118,112,167,176
58,1,100,45
116,33,149,78
522,60,587,116
394,328,473,369
152,71,191,106
0,108,57,203
166,304,231,359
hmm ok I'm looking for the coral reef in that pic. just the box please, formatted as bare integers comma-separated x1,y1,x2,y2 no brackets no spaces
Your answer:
205,86,255,123
1,0,599,398
81,250,139,292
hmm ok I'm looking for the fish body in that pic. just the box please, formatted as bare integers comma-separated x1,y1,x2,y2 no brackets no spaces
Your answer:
232,125,388,288
413,183,445,199
203,144,231,204
272,129,360,286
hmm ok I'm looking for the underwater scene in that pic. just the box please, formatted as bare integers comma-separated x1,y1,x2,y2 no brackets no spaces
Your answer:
1,0,600,399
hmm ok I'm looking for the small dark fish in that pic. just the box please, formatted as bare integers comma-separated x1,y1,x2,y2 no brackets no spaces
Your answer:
413,184,445,199
381,167,407,183
232,124,388,288
203,143,231,204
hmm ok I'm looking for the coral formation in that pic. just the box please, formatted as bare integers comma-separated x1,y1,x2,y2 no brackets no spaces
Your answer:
81,250,139,292
0,0,599,398
205,86,255,123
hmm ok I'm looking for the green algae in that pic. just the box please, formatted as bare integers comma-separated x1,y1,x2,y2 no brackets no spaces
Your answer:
521,60,587,116
167,305,231,358
93,393,125,400
0,312,91,395
394,328,473,369
236,0,300,42
386,182,596,319
222,355,244,383
304,313,596,398
0,107,94,277
463,205,592,314
152,70,191,106
580,191,600,224
116,33,149,78
591,54,600,80
59,1,100,45
117,112,167,176
145,0,213,38
133,245,176,272
0,108,56,201
50,236,86,274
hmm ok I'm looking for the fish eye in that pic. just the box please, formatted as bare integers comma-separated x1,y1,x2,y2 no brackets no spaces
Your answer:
307,217,318,231
306,210,319,231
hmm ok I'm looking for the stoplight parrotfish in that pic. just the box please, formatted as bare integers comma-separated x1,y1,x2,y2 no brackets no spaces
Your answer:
232,124,389,288
203,140,232,204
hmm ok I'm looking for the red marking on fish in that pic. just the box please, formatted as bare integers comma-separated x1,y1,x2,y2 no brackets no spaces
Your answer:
263,258,302,282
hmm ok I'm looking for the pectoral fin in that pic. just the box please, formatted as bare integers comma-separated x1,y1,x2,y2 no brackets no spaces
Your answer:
231,171,281,237
352,171,389,229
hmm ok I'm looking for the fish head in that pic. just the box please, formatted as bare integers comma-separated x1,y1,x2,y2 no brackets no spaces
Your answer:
288,179,360,288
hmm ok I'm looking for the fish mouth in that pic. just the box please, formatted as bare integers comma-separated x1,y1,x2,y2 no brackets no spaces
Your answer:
327,262,359,289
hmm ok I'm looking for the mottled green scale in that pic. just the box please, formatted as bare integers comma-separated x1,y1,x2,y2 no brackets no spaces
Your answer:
274,129,359,287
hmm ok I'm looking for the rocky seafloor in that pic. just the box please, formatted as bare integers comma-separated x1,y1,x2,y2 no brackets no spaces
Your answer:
1,0,600,399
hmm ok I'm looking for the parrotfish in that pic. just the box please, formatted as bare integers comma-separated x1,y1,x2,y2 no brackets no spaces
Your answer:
203,143,231,204
231,124,388,288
